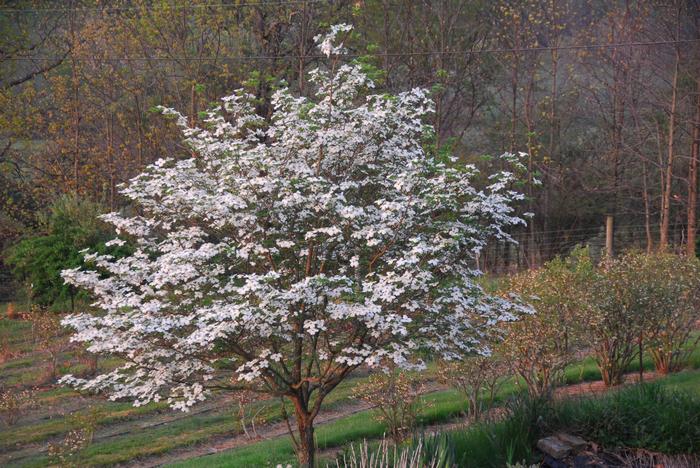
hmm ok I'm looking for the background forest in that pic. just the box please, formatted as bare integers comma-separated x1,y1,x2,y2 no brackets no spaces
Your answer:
1,0,699,306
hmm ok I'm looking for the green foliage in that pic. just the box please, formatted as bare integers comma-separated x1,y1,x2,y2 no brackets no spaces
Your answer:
5,194,127,310
343,396,541,468
352,45,386,85
507,249,700,389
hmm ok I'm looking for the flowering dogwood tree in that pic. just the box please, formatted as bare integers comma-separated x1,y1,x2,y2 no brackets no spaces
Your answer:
61,25,527,466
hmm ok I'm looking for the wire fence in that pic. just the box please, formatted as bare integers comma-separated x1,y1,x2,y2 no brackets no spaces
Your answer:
478,221,693,275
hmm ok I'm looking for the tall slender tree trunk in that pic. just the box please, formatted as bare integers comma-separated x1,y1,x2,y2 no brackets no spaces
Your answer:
524,78,538,268
298,1,307,94
508,16,520,154
608,18,626,240
189,82,198,127
381,0,390,84
434,1,446,149
687,61,700,256
134,93,144,170
642,161,654,253
660,5,681,251
544,45,559,263
108,111,116,211
67,5,80,193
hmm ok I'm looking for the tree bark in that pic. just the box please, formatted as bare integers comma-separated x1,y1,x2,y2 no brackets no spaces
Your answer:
291,396,315,468
687,62,699,257
642,161,654,253
298,1,307,94
660,4,681,251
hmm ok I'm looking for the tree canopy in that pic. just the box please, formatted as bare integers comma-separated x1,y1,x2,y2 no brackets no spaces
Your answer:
59,26,529,466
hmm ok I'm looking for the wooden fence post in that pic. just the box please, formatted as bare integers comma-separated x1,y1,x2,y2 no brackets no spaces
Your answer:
605,215,614,258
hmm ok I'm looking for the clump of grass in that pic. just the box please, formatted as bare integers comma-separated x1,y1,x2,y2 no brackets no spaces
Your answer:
330,435,456,468
543,383,700,454
446,397,541,467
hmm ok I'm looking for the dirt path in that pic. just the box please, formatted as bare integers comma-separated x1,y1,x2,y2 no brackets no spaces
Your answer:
554,370,660,399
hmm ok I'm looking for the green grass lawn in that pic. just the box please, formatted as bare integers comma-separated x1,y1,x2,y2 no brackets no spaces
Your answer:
0,316,33,350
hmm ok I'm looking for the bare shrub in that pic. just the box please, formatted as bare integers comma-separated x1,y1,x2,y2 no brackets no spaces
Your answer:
29,307,66,383
74,346,98,378
0,338,18,364
588,252,700,384
437,355,507,421
233,390,269,439
353,371,427,444
0,386,37,426
48,406,103,467
502,249,596,397
628,253,700,374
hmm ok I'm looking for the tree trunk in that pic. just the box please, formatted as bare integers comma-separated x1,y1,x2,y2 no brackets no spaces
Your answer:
688,64,699,257
298,1,307,94
660,5,681,251
524,77,538,268
642,161,654,253
70,9,80,193
294,407,315,467
509,22,520,153
190,82,198,127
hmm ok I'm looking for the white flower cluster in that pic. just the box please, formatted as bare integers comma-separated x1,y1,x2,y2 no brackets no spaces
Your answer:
60,27,529,411
314,23,353,57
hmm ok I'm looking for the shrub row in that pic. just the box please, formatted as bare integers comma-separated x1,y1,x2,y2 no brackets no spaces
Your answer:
502,249,700,395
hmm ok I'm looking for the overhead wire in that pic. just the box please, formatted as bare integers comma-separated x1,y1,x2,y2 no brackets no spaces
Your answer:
2,38,698,61
510,223,674,236
0,0,328,13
